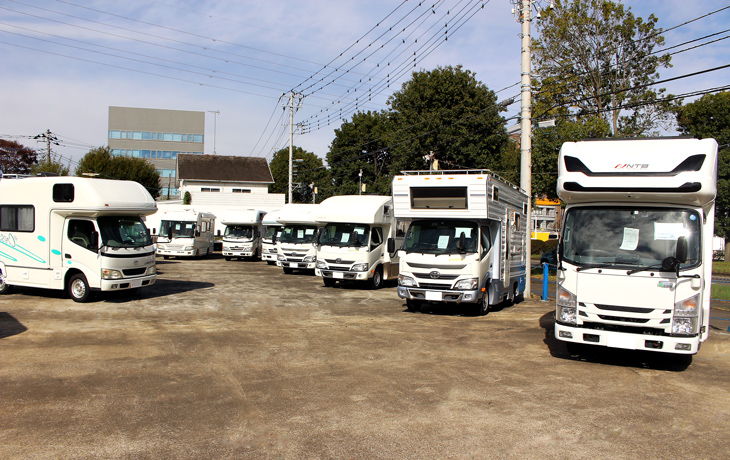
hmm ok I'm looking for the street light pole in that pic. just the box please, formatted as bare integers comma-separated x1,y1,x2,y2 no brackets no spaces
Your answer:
208,110,220,155
519,0,533,296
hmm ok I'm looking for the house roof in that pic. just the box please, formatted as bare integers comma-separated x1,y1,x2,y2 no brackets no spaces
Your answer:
178,154,274,184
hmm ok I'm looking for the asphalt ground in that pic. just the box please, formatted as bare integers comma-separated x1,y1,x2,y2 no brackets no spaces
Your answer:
1,254,729,459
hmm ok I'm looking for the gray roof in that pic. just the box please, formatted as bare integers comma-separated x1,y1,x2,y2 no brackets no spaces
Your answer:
178,154,274,183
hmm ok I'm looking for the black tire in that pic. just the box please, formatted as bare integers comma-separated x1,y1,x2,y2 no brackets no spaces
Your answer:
67,273,91,303
0,271,12,295
406,299,422,313
323,277,337,287
283,267,293,274
369,267,383,290
471,294,489,316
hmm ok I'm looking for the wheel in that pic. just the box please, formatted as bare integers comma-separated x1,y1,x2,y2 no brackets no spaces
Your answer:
406,299,422,313
470,294,489,316
0,271,12,295
283,267,293,274
323,277,337,287
67,273,91,303
225,256,232,261
369,267,383,289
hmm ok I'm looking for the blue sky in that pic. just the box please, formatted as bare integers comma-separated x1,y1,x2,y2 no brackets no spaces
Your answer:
1,0,729,171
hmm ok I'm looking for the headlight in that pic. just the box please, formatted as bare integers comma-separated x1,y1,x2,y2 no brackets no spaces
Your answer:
277,254,286,261
674,294,699,317
398,274,417,287
101,269,123,280
316,260,327,269
672,294,700,335
184,246,194,251
351,263,368,272
146,265,157,275
303,255,316,263
556,285,577,325
454,278,478,290
671,317,698,335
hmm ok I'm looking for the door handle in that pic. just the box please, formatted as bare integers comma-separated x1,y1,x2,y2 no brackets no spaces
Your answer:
65,254,72,259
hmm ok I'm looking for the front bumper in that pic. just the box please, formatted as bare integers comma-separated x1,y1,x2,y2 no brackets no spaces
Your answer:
223,248,255,257
554,322,700,354
100,274,156,291
157,248,195,257
279,260,316,269
316,269,370,281
397,286,480,304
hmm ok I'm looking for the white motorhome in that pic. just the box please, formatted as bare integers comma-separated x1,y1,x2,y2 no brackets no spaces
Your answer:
314,195,402,289
275,204,320,274
391,170,528,315
554,138,718,355
261,209,282,265
153,206,216,259
220,209,266,261
0,176,157,302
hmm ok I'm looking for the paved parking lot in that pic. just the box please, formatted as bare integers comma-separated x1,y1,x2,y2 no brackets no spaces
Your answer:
1,254,729,459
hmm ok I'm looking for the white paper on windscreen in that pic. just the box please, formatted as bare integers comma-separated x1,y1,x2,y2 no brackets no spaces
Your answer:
619,227,639,251
438,235,449,249
340,233,350,243
654,222,685,240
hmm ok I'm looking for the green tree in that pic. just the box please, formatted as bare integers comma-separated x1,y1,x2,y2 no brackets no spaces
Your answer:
183,191,192,205
269,146,328,203
76,146,161,199
30,153,71,176
0,139,37,175
532,0,676,137
675,92,730,238
387,65,509,173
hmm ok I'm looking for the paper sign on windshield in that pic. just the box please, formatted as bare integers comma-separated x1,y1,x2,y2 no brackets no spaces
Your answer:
654,223,685,240
619,227,639,251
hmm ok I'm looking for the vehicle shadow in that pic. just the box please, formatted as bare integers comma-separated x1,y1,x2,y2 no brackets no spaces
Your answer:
102,279,215,303
405,297,521,317
539,311,692,371
0,312,28,339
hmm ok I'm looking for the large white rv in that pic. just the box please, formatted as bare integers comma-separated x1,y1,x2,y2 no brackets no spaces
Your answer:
554,138,718,355
0,176,157,302
220,209,266,261
153,206,216,259
391,170,528,315
261,209,282,265
314,195,402,289
275,204,320,274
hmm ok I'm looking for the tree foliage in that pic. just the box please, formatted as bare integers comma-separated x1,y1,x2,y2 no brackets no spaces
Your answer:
30,153,71,176
532,0,676,137
0,139,37,175
76,146,161,199
675,92,730,237
269,146,328,203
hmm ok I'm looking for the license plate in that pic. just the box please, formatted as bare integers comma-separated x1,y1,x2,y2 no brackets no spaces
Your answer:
333,272,344,279
289,263,300,268
607,334,636,349
425,291,442,301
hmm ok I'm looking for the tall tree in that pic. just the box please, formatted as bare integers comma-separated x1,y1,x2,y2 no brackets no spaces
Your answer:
0,139,37,175
30,153,71,176
532,0,676,137
675,92,730,238
269,146,328,203
76,146,161,199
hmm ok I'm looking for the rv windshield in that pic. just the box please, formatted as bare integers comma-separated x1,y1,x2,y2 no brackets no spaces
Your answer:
403,220,478,255
97,216,152,248
562,206,701,271
263,226,281,242
224,225,253,239
278,225,318,244
160,220,196,238
319,223,370,247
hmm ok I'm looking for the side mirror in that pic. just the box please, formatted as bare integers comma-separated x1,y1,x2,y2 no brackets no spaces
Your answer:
676,236,688,263
195,230,201,237
152,228,157,235
457,232,466,251
90,230,99,251
167,228,173,241
217,230,221,237
272,233,277,244
387,238,395,254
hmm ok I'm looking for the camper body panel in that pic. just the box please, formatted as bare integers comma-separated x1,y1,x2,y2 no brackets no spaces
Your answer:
392,171,528,310
275,204,320,272
220,209,266,260
555,138,717,355
0,177,157,300
261,210,282,264
314,195,401,286
154,207,216,258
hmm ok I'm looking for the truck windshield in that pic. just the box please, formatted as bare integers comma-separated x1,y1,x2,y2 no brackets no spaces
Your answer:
562,207,701,270
262,226,281,242
224,225,253,239
279,225,318,244
319,223,370,247
97,216,152,248
403,220,478,254
160,220,196,238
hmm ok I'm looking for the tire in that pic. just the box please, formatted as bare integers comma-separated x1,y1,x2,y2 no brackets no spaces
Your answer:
369,267,383,290
323,277,337,287
283,267,293,274
67,273,91,303
471,294,489,316
0,271,12,295
406,299,422,313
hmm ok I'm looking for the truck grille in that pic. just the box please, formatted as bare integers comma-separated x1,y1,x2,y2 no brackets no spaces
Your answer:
122,268,147,276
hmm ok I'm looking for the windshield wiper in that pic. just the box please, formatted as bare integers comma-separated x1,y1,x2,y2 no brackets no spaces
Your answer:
626,264,664,275
576,263,621,272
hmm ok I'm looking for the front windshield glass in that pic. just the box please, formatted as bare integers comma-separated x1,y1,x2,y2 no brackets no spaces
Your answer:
98,216,152,248
319,223,370,247
403,220,478,254
160,220,195,238
562,207,701,270
263,225,281,242
224,225,253,239
278,225,318,244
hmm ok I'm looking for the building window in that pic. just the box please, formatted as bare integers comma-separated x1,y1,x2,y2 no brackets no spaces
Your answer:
201,188,220,192
142,132,152,140
163,133,173,141
193,134,203,143
109,130,121,139
232,189,251,193
172,133,182,142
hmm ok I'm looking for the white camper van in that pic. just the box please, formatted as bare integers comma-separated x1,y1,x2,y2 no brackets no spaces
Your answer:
391,170,528,315
261,210,282,265
220,209,266,261
275,204,320,274
315,195,401,289
0,176,157,302
153,206,216,259
554,138,718,355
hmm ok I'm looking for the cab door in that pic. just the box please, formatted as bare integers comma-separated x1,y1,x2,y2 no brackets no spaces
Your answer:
63,218,100,285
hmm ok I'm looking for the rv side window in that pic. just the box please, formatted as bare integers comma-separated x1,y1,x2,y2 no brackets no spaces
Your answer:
0,205,35,232
53,184,74,203
492,186,499,202
411,187,467,209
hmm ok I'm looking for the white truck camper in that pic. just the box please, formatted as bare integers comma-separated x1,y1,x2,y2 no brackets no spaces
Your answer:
153,206,216,259
220,209,266,261
261,209,282,265
274,204,320,274
0,176,157,302
555,138,718,355
314,195,402,289
391,170,528,315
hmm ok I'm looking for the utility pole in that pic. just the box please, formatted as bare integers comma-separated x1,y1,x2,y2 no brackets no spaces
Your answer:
284,92,302,204
207,110,220,155
33,129,59,162
519,0,533,296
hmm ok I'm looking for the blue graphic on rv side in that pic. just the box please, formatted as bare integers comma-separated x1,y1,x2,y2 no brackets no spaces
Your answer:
0,232,47,264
